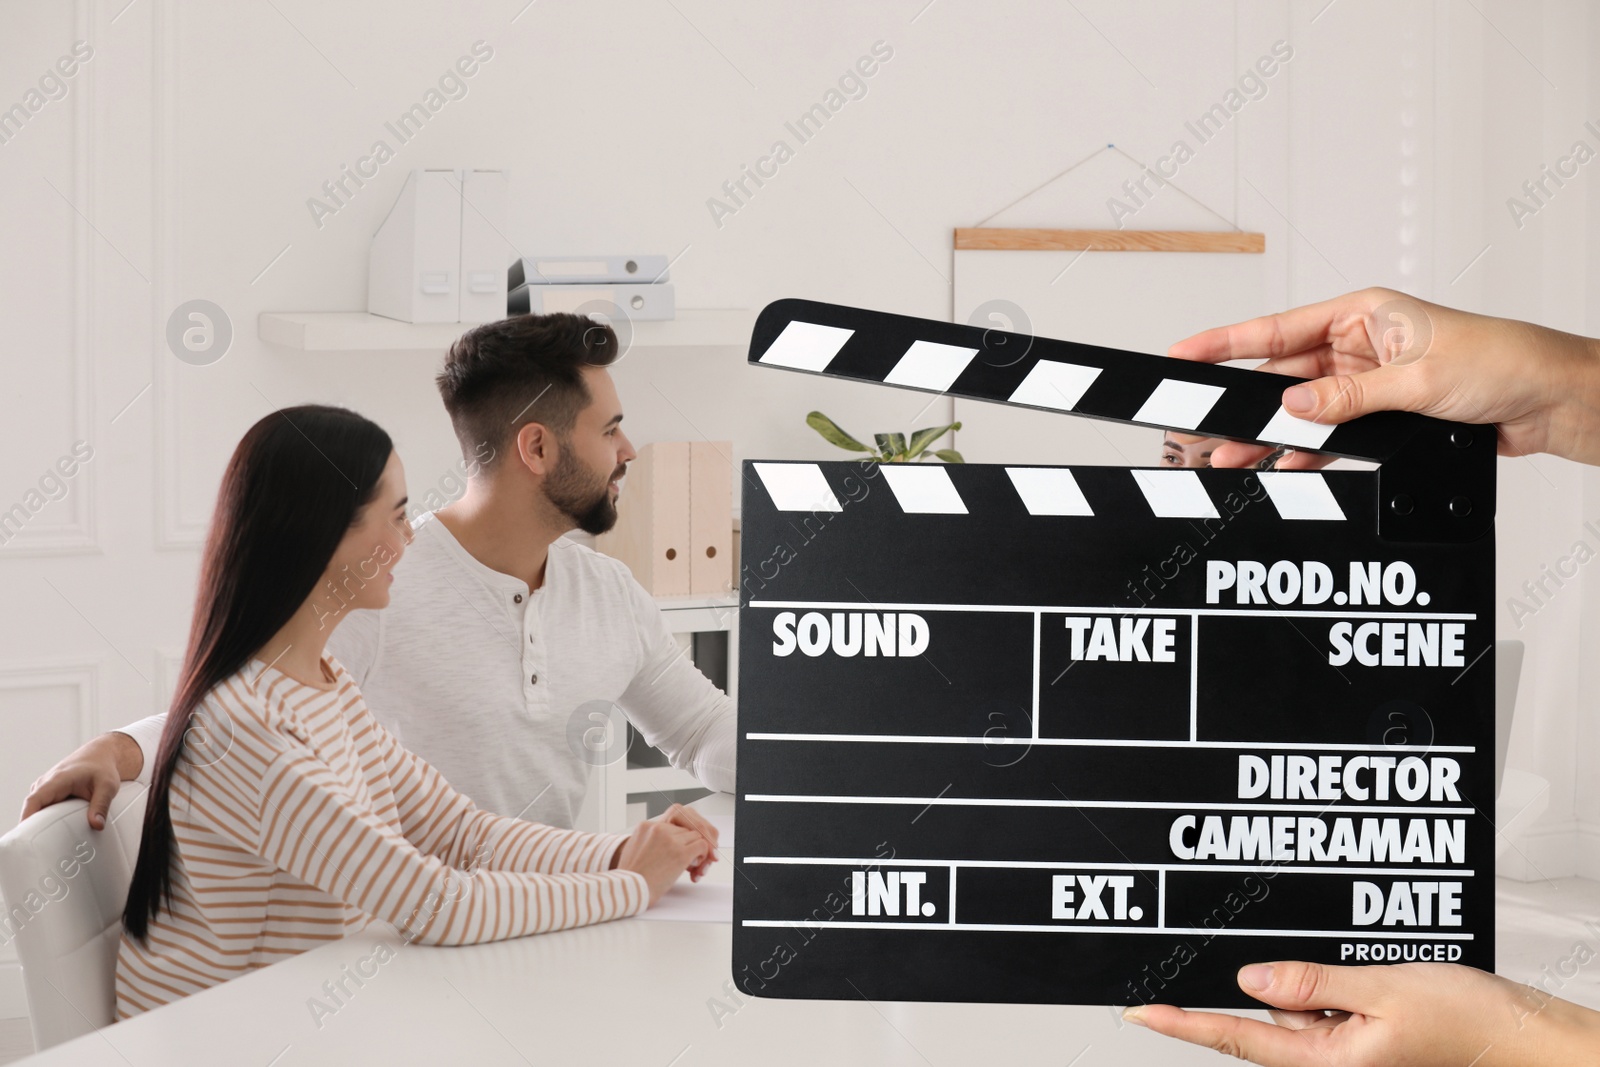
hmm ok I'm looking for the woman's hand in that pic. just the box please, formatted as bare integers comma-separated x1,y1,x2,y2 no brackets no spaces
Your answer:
1125,959,1600,1066
1167,286,1600,469
652,802,720,881
611,804,717,905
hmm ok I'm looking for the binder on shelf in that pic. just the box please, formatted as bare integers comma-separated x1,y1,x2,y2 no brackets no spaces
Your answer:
689,441,733,595
367,169,461,324
508,282,675,321
458,169,511,323
595,442,691,596
508,255,671,287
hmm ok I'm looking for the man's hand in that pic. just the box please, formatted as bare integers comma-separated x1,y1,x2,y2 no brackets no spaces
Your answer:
1167,286,1600,468
1125,959,1600,1066
20,731,144,830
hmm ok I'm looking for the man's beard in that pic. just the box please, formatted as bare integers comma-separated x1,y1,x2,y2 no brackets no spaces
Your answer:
546,443,624,536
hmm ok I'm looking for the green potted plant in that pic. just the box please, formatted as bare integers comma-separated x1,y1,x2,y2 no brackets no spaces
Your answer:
805,411,963,463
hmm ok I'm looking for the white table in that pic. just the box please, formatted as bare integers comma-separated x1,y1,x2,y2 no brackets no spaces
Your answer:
20,795,1228,1065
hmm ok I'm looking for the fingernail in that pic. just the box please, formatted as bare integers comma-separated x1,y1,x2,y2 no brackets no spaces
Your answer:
1240,964,1274,991
1121,1005,1148,1027
1283,385,1316,414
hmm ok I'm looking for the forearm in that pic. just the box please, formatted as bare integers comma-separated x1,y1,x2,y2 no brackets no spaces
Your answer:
1542,330,1600,467
676,707,736,793
619,573,738,792
107,730,146,780
1430,302,1600,465
452,807,628,876
1518,989,1600,1063
261,757,648,945
622,650,738,793
379,727,627,874
112,712,166,784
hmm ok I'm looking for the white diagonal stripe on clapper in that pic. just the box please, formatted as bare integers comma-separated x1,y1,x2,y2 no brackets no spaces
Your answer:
1258,406,1337,449
752,462,843,512
883,339,979,392
757,321,855,372
1007,360,1102,411
1131,469,1219,518
1005,467,1094,516
880,465,968,514
1258,471,1346,520
1132,379,1226,430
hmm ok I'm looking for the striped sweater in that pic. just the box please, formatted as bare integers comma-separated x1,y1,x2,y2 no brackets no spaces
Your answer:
115,656,648,1017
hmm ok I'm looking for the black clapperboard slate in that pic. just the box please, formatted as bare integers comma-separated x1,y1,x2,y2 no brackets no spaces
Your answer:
731,299,1495,1010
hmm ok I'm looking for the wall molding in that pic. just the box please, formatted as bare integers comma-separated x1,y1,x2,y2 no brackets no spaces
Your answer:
0,659,100,737
152,0,206,550
0,12,100,1028
5,0,100,557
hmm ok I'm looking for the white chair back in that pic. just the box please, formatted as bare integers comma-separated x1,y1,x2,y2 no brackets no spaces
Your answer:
0,788,146,1051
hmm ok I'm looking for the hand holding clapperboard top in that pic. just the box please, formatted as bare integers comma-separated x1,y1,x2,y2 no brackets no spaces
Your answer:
730,294,1501,1019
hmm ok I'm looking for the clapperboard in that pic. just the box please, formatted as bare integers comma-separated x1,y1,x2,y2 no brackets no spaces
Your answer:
731,299,1495,1009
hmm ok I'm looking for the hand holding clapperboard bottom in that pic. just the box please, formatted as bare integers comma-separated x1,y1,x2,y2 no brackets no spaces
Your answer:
733,287,1600,1066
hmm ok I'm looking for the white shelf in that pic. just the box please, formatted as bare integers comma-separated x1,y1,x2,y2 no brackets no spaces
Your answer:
655,593,738,612
624,766,708,796
657,594,738,634
258,308,754,352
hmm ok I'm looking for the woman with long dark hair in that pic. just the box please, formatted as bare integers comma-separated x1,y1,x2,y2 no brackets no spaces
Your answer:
118,406,707,1016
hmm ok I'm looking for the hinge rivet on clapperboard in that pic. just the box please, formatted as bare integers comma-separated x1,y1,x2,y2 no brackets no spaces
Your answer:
1389,494,1415,515
1450,428,1475,448
1450,495,1474,517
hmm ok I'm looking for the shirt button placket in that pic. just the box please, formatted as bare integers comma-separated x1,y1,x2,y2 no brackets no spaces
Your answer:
522,596,547,709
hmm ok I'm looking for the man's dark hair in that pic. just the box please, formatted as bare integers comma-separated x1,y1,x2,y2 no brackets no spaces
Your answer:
436,313,620,469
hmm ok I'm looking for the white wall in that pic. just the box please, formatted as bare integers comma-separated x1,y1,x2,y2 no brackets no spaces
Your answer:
1460,0,1600,882
4,0,1600,1015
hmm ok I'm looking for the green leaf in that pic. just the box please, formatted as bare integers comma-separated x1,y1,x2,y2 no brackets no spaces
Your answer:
906,421,961,459
874,432,908,458
806,411,872,453
932,449,964,463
